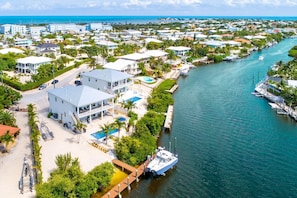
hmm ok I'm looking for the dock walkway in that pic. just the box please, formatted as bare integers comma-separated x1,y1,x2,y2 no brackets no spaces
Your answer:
255,82,297,120
166,85,179,94
101,159,149,198
164,105,174,131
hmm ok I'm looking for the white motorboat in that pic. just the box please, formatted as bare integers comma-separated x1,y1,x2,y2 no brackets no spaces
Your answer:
259,55,264,61
145,147,178,176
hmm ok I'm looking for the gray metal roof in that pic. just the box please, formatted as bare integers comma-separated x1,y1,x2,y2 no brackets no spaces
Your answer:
48,85,114,107
37,43,58,48
81,69,133,82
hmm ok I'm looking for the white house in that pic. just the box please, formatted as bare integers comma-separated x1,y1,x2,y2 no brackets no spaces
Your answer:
167,46,191,56
14,38,32,48
0,24,26,35
48,85,114,127
120,53,151,63
47,23,78,33
103,59,140,75
96,40,118,50
29,26,46,37
35,43,60,56
80,69,133,95
0,48,24,54
16,56,53,74
143,50,168,60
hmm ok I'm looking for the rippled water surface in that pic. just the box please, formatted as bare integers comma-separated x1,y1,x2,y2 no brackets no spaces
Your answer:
124,38,297,198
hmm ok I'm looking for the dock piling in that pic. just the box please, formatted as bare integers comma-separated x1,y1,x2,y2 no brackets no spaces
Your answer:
127,176,131,190
118,184,122,198
136,169,139,182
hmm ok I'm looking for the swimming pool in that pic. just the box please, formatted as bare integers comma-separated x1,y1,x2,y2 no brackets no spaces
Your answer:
140,76,156,84
91,128,118,139
118,117,126,122
126,96,142,103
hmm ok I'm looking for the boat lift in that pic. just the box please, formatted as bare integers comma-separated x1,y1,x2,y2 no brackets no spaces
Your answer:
19,156,34,194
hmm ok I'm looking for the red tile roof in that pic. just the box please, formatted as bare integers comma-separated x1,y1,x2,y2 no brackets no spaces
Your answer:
0,124,20,137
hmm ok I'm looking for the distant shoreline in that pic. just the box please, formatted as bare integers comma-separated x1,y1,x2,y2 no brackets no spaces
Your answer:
1,15,297,25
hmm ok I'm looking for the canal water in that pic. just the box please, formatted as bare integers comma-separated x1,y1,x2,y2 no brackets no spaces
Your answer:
124,38,297,198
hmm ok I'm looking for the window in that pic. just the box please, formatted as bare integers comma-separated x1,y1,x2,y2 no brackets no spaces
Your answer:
88,78,90,81
55,97,57,102
62,100,64,104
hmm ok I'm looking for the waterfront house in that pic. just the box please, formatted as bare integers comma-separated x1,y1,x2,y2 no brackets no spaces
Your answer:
80,69,133,95
103,59,140,75
167,46,191,56
16,56,53,74
48,85,114,127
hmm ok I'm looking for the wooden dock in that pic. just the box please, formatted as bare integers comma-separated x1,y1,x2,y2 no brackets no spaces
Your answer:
163,105,174,131
101,159,149,198
166,84,179,94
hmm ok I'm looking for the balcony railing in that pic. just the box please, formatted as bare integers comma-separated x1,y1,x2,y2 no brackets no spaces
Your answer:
78,104,113,118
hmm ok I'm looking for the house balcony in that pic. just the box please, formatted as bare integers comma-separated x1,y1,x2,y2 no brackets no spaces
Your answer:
78,103,113,118
107,81,132,91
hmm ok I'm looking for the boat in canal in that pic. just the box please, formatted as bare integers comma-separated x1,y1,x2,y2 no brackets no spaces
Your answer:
145,147,178,176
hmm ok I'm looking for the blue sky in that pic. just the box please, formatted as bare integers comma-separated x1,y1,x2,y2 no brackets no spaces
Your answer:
0,0,297,16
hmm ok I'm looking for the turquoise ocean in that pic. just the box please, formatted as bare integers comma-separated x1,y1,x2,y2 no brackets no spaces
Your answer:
1,16,297,25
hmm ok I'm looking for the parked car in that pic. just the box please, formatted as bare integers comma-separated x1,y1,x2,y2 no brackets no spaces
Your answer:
38,83,47,90
74,80,82,86
51,79,59,84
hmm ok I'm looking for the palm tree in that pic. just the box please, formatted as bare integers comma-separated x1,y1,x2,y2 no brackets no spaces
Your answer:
0,110,16,126
0,131,14,152
100,123,114,145
72,120,87,133
55,152,79,172
112,119,125,139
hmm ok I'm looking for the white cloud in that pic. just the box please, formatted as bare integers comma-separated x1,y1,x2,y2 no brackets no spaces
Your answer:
1,2,12,10
286,0,297,5
183,0,202,5
85,1,97,8
261,0,280,6
122,0,152,7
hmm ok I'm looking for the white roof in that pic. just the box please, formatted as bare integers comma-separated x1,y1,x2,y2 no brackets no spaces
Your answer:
144,38,162,43
202,41,225,47
81,69,133,82
17,56,52,64
103,59,136,71
244,35,266,40
120,53,150,61
288,80,297,88
48,85,113,107
143,50,168,57
167,46,191,51
195,34,207,38
0,48,24,54
96,40,118,47
223,41,241,46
